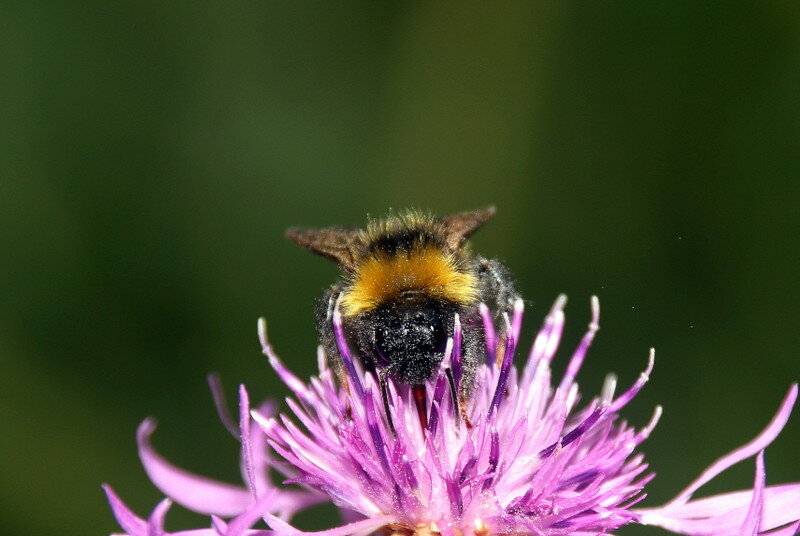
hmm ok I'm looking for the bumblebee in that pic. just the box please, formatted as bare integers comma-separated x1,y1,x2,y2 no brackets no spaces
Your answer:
286,207,518,420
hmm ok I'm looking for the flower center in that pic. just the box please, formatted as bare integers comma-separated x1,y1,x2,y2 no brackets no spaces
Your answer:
382,519,489,536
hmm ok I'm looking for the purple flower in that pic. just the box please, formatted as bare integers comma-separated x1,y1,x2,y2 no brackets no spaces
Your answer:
105,296,800,536
104,380,326,536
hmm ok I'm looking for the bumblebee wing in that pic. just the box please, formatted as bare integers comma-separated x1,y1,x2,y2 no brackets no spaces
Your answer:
285,226,360,271
439,206,496,251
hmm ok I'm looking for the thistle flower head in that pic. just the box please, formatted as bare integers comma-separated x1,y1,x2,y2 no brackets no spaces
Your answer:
105,296,800,536
259,295,657,536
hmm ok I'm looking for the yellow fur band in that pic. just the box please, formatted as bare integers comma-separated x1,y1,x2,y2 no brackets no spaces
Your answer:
340,247,477,316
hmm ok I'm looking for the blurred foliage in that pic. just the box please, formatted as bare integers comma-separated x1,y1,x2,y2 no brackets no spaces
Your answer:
1,2,798,535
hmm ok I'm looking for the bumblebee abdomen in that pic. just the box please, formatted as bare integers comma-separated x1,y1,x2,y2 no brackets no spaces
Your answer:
367,299,456,384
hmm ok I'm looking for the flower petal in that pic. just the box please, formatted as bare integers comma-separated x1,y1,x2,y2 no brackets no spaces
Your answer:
264,513,397,536
637,484,800,535
238,385,260,498
207,373,239,439
103,485,222,536
104,485,148,535
763,520,800,536
668,384,797,507
634,384,800,536
137,418,252,517
223,489,278,536
740,451,766,536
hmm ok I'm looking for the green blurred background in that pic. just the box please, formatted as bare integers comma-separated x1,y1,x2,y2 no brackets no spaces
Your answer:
2,2,798,535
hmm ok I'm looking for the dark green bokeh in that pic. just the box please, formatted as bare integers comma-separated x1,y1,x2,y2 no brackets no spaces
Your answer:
1,2,798,535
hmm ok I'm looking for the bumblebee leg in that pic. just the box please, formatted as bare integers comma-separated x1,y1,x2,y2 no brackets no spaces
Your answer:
476,256,520,315
456,307,485,399
457,257,522,383
478,257,521,367
316,283,349,389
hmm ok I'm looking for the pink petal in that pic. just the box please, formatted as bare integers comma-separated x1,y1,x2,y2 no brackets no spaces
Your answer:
103,485,222,536
255,403,277,473
148,498,173,535
211,516,273,536
669,384,797,506
607,349,655,415
740,451,766,536
763,520,800,536
237,391,320,520
211,516,228,534
557,296,599,392
259,318,316,404
104,485,148,535
263,513,397,536
634,385,800,536
207,373,239,438
224,489,277,536
511,298,525,344
137,419,252,517
636,483,800,534
649,484,800,519
238,385,259,498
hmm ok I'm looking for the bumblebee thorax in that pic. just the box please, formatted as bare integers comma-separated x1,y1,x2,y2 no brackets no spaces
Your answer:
340,245,477,317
